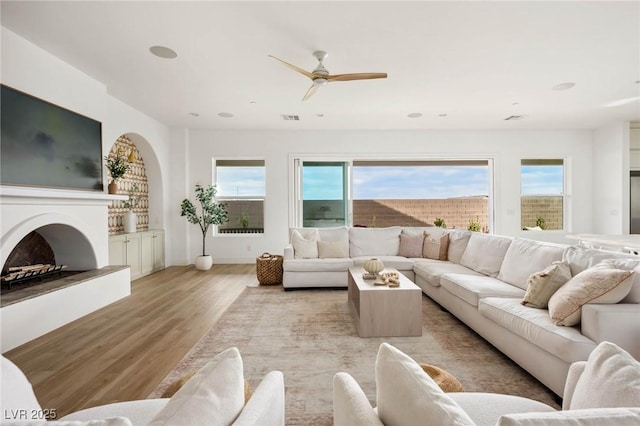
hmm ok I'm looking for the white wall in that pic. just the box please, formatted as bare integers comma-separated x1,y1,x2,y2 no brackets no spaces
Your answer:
592,123,630,234
171,129,595,264
1,27,172,265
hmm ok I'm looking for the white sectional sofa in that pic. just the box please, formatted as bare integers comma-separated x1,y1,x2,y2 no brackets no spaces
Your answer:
283,226,640,397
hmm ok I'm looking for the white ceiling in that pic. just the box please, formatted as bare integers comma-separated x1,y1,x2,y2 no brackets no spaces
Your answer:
2,1,639,130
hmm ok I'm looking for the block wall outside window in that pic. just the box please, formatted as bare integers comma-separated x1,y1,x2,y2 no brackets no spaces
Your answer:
520,159,564,231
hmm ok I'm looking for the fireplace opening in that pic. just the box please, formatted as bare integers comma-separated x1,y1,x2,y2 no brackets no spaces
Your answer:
1,231,83,294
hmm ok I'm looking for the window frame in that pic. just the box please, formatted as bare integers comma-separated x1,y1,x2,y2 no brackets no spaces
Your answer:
519,158,569,232
213,158,266,236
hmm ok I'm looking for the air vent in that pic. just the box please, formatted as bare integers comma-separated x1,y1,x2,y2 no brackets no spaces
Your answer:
504,115,524,121
281,114,300,121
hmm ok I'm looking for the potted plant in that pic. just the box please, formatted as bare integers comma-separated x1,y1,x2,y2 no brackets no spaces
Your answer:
180,184,229,270
434,217,447,228
467,217,481,232
104,153,130,194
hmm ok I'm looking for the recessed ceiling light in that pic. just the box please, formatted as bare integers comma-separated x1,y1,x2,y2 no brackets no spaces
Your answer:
149,45,177,59
250,101,257,105
218,112,234,118
552,82,575,91
408,113,422,118
187,112,199,117
316,114,325,118
438,114,448,117
512,102,519,106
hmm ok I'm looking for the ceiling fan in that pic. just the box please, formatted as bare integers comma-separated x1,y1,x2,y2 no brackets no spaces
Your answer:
269,51,387,101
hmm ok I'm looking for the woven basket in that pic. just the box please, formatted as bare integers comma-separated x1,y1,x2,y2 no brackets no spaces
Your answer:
256,253,283,285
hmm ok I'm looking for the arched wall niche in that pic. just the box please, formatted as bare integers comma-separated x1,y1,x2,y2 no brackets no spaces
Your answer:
105,132,164,235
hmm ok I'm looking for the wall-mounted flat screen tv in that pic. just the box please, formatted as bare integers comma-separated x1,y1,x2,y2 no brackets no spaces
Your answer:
1,84,103,191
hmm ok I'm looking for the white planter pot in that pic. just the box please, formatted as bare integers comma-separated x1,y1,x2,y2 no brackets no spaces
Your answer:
123,210,137,233
195,255,213,271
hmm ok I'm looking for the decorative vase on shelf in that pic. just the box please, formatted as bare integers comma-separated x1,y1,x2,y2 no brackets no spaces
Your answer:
123,210,137,233
108,180,118,194
363,258,385,275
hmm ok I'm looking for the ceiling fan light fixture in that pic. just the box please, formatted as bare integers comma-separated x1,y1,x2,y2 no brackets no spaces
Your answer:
313,78,328,86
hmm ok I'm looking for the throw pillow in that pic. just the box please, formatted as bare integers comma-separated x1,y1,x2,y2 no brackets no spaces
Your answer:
318,240,348,258
521,261,572,309
590,259,640,303
375,343,475,426
333,372,383,426
547,267,634,326
446,230,472,264
291,229,319,259
422,233,449,261
569,341,640,409
148,347,245,426
398,231,425,258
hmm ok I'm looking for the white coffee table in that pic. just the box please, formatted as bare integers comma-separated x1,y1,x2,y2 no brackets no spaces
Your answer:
347,267,422,337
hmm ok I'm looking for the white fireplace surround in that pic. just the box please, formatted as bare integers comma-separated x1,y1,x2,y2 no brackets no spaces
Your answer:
0,186,131,351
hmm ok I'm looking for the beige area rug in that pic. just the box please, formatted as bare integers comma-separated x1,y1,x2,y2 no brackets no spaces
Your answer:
149,286,558,425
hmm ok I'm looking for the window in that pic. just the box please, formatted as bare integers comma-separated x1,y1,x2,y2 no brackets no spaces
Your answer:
352,160,490,230
301,162,348,227
215,159,265,234
521,159,564,230
291,157,492,231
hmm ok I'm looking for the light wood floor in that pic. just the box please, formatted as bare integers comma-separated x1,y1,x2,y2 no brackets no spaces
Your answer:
4,264,257,418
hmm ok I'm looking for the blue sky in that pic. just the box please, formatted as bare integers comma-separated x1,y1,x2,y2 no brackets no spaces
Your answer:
521,165,563,195
216,164,563,199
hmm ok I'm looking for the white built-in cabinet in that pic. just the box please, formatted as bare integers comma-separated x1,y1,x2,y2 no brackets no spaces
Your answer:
109,230,165,280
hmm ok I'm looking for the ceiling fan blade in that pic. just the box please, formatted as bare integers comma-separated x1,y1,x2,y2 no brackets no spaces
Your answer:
268,55,314,79
327,72,388,82
302,84,319,101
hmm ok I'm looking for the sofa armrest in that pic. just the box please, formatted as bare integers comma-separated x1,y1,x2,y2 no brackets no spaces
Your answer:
562,361,586,410
232,371,285,426
284,244,294,260
581,304,640,360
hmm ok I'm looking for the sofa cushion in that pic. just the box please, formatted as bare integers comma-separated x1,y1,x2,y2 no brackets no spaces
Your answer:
423,233,449,261
562,246,639,277
349,227,402,257
317,226,350,257
440,274,525,307
450,393,555,426
570,341,640,410
333,372,383,426
460,233,512,277
497,408,640,426
375,343,475,426
548,266,633,326
413,260,483,287
1,356,42,415
318,240,349,258
291,229,319,259
446,230,472,264
591,258,640,303
398,231,425,258
148,347,245,426
521,261,572,309
284,258,353,272
478,297,595,364
497,238,564,290
352,256,415,272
